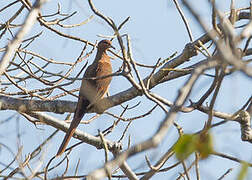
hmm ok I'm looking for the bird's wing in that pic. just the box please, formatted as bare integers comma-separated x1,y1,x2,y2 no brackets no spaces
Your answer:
80,61,112,104
95,61,112,99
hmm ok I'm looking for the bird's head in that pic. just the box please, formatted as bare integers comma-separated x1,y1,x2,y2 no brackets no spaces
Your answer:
97,40,115,51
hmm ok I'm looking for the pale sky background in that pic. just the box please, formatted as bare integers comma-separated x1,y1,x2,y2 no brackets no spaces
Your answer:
0,0,251,179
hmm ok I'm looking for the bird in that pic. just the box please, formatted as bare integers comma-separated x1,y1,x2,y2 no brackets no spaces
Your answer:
56,39,114,156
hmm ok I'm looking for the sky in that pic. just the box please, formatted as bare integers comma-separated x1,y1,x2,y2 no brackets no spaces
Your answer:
0,0,252,179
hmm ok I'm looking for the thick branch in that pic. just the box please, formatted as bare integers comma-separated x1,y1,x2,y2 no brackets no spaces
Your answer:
0,95,75,114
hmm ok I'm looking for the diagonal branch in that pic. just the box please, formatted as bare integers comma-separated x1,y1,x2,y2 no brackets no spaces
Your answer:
0,0,48,77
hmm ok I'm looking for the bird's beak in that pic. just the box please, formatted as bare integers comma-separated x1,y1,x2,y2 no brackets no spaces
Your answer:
110,45,115,49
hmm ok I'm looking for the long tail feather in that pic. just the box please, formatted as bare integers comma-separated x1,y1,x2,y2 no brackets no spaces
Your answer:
56,98,89,156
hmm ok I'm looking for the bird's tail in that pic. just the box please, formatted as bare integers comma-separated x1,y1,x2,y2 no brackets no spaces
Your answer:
56,120,80,156
56,98,89,156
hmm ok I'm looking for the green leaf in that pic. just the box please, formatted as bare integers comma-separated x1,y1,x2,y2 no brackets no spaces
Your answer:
195,132,213,159
174,134,197,160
